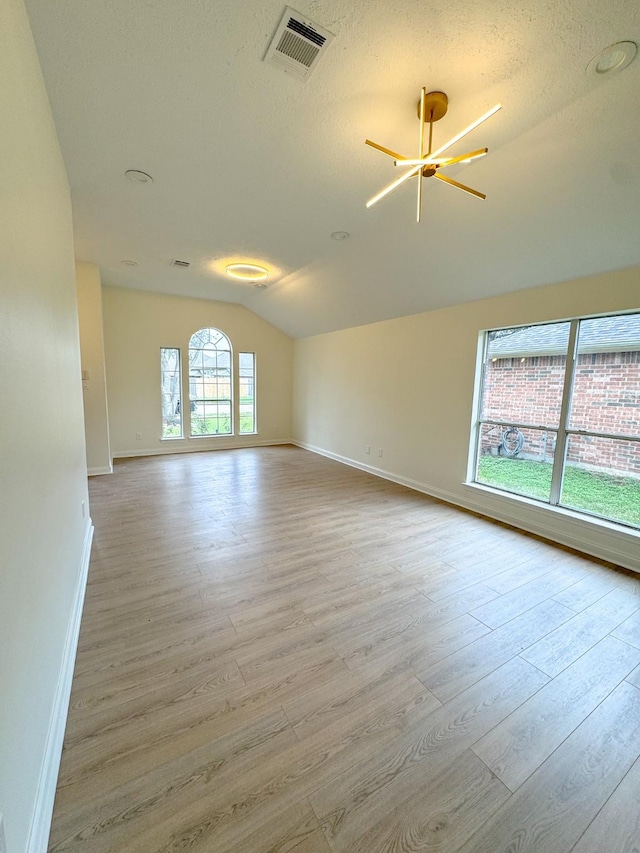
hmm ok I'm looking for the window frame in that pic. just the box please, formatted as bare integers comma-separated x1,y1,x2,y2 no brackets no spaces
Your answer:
160,346,183,440
187,327,233,438
238,351,256,435
470,312,640,530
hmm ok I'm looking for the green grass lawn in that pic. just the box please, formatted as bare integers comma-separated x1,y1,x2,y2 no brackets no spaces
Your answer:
163,413,255,437
477,456,640,528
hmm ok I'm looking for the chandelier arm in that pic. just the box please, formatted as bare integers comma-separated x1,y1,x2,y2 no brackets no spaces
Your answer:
436,148,488,167
366,165,422,208
418,88,426,159
434,172,486,199
365,139,408,161
417,89,426,222
394,149,487,168
430,104,501,160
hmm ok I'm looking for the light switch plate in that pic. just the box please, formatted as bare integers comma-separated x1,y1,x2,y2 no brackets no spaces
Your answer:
0,813,7,853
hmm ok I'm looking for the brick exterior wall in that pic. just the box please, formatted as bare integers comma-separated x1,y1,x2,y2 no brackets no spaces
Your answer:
481,351,640,476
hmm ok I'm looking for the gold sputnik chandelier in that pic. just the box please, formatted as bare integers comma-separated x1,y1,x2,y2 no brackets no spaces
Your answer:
366,88,501,222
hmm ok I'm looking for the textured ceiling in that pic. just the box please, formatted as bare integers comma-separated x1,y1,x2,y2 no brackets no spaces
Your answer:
24,0,640,338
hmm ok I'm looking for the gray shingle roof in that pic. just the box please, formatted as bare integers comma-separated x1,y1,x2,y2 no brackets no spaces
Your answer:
488,313,640,357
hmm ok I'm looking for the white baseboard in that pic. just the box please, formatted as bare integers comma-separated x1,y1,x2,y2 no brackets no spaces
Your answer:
26,520,94,853
292,440,640,575
87,463,112,476
112,438,292,460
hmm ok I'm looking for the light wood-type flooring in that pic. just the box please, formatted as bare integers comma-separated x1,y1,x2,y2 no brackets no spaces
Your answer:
49,446,640,852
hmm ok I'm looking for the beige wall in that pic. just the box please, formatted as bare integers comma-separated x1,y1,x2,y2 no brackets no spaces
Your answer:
102,287,293,456
76,262,112,475
293,266,640,572
0,1,90,850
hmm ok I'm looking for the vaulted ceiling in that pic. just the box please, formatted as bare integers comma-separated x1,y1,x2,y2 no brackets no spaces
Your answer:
25,0,640,338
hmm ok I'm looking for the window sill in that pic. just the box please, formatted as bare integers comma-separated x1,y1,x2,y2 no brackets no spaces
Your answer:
463,480,640,539
160,433,259,442
190,434,234,439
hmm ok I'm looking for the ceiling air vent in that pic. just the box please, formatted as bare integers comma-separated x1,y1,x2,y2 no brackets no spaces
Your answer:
171,259,190,268
264,6,335,81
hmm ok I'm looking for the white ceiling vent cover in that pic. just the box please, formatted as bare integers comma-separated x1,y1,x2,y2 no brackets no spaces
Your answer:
264,7,335,81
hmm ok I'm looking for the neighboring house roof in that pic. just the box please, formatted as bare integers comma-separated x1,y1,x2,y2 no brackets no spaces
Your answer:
190,351,231,373
488,314,640,358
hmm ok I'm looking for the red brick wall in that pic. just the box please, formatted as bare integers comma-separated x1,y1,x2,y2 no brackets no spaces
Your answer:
481,351,640,475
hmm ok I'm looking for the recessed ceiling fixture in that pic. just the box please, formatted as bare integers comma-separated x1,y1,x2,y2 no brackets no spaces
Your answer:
254,283,269,290
366,88,501,222
120,259,138,266
586,41,637,77
125,169,154,184
331,231,350,241
225,263,269,282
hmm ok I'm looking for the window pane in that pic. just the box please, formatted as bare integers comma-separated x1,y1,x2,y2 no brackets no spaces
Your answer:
569,313,640,437
191,400,231,435
482,322,571,429
561,434,640,528
160,348,182,438
239,352,255,434
476,422,556,501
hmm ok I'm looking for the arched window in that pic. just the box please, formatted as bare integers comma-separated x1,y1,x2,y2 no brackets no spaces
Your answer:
188,327,232,436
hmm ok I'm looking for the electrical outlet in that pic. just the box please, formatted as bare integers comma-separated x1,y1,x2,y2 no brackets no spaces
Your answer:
378,448,383,457
365,445,371,454
136,432,142,440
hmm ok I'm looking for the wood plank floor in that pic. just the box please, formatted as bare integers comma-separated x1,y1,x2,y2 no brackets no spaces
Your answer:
48,445,640,852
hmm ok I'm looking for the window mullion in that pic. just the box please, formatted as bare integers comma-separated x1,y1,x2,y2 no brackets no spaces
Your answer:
478,419,566,433
549,319,579,505
471,333,490,482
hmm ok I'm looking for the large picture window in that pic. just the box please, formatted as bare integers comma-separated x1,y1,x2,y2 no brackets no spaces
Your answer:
472,312,640,529
188,327,232,436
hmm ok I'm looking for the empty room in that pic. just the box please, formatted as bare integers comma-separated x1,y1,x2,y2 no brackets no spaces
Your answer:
1,0,640,851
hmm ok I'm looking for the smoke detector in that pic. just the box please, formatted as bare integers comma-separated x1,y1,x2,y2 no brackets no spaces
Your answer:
264,6,335,81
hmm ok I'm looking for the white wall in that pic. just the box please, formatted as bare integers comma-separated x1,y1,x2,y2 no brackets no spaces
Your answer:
293,266,640,572
76,262,112,475
102,287,293,456
0,1,91,850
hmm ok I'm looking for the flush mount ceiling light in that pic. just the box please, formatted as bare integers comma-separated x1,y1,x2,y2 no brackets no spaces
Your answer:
586,41,637,77
225,263,269,282
125,169,154,183
366,88,501,222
